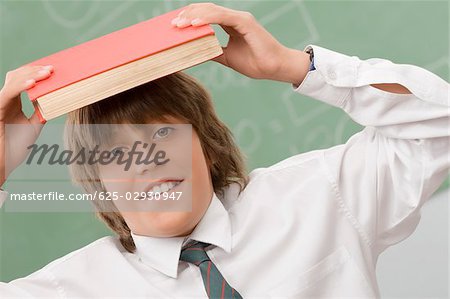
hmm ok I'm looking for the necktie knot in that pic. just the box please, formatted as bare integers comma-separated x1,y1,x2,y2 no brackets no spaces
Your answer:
179,240,243,298
180,241,211,265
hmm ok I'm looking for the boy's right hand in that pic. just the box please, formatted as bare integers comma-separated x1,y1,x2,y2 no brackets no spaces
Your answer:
0,65,54,187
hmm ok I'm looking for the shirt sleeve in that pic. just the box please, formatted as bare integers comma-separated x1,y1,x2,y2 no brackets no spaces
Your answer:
0,269,63,298
293,44,450,255
0,192,64,297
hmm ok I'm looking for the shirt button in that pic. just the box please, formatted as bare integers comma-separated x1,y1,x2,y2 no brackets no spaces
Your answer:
413,138,424,145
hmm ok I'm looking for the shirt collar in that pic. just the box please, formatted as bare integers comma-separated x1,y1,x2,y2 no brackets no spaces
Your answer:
131,192,232,278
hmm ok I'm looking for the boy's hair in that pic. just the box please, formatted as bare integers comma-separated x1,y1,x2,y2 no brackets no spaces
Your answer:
64,71,249,252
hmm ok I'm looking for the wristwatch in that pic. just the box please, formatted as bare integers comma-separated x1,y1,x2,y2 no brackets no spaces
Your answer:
305,48,314,62
305,48,315,71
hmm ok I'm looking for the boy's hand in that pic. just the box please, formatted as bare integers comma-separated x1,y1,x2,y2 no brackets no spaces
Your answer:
0,65,53,187
171,3,310,85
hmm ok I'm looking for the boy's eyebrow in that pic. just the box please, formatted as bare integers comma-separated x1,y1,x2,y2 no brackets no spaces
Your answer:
104,123,161,145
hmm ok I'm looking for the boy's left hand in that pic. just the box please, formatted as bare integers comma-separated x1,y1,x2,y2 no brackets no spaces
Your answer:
171,3,310,85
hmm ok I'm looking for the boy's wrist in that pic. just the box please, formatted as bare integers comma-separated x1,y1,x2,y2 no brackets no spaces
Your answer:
274,47,310,86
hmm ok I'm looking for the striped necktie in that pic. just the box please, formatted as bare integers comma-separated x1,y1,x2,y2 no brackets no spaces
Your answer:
180,241,243,299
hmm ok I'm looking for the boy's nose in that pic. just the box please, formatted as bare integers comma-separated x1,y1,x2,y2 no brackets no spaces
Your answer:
133,153,160,175
126,138,171,176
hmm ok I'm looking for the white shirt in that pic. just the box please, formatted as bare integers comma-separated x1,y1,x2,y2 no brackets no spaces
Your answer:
1,44,449,298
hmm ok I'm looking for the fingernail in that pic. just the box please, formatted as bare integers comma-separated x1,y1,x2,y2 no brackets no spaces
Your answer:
38,69,49,76
25,79,35,86
171,17,180,25
43,65,53,71
176,18,188,26
191,18,202,25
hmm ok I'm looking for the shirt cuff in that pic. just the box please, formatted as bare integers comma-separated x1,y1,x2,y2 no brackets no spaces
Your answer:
291,44,360,109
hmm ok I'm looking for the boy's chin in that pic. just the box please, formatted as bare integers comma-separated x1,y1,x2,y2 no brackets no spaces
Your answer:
131,211,199,238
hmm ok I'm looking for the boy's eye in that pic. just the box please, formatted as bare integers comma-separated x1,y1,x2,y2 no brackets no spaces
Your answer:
109,146,127,157
153,127,174,140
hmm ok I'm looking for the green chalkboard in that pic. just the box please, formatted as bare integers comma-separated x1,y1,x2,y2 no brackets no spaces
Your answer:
0,0,448,282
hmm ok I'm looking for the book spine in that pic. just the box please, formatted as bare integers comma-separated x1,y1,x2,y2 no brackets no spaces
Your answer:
31,100,47,124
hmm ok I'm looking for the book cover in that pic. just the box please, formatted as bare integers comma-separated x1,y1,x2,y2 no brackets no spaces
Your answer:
21,6,218,123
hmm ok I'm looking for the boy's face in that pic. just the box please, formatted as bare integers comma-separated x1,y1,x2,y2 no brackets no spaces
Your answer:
98,116,214,237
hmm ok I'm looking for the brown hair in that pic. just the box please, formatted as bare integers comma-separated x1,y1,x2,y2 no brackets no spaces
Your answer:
64,71,249,252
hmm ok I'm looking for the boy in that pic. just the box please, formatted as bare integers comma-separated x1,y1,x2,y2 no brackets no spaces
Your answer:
0,3,448,298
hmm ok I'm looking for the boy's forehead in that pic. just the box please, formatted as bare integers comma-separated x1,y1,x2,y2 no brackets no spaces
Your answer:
89,115,190,144
107,116,187,136
146,115,187,124
109,123,159,136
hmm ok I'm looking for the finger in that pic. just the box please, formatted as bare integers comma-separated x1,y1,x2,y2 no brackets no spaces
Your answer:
29,65,54,83
8,65,42,76
14,64,53,81
171,3,254,36
171,14,239,37
0,65,54,101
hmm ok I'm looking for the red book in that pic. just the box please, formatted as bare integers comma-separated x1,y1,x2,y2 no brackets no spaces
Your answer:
21,6,222,123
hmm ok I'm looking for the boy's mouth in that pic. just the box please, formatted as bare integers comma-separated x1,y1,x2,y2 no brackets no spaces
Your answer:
141,178,184,196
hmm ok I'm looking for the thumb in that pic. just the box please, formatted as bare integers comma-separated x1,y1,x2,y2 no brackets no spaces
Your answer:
29,111,45,126
211,47,228,66
28,110,45,136
28,99,46,126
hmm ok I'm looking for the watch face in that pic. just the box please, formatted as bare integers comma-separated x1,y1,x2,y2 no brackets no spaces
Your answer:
305,48,314,61
307,51,313,61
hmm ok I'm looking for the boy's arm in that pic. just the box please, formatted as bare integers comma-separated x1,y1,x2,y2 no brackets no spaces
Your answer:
280,47,415,94
291,45,449,255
